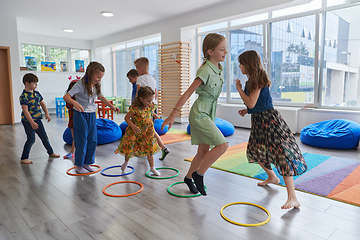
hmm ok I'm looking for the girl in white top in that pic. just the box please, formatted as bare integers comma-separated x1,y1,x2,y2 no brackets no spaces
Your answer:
64,61,120,174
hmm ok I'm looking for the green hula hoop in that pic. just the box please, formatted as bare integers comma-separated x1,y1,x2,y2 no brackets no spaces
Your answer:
145,167,179,179
167,181,207,198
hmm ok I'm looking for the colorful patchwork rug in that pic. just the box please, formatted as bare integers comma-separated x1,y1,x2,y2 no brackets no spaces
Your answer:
185,143,360,207
160,128,191,145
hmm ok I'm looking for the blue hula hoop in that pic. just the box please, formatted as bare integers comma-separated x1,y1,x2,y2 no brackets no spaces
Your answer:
101,165,134,177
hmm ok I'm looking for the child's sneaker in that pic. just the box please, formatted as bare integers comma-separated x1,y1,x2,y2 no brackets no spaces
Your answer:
159,147,169,160
63,152,74,159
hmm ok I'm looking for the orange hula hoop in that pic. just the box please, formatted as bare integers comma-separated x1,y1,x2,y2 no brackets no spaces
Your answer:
102,181,144,197
66,165,101,176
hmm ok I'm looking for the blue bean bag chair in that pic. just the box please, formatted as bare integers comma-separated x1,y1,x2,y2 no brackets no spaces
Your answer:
120,121,128,135
300,119,360,149
187,118,235,137
120,119,169,136
154,119,169,136
63,118,122,145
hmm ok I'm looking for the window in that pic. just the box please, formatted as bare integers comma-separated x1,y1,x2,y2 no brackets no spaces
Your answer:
321,5,360,107
70,49,90,73
113,51,127,97
270,15,316,104
22,44,90,72
229,25,264,101
112,36,161,98
22,44,46,71
49,48,68,72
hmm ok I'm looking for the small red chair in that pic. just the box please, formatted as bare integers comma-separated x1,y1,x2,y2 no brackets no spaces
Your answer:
96,100,114,120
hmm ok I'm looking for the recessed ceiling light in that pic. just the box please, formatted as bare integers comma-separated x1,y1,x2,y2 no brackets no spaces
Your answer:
63,28,73,33
101,12,113,17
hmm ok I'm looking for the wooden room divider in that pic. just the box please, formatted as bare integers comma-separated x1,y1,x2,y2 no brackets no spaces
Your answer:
0,46,14,124
158,41,191,120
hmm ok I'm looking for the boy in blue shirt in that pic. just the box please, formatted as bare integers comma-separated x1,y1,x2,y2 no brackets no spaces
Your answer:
127,69,138,102
20,73,60,164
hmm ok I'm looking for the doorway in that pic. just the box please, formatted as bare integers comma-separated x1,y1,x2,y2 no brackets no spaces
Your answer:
0,46,15,124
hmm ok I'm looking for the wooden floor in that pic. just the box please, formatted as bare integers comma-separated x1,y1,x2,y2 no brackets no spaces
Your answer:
1,113,360,240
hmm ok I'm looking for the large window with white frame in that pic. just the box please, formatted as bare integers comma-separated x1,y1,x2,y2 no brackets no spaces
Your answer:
196,0,360,109
112,35,161,98
22,44,90,72
321,4,360,108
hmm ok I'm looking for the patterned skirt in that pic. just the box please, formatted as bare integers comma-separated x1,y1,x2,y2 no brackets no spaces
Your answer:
247,108,307,176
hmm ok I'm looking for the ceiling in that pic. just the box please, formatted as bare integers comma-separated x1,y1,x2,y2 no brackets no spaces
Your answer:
0,0,232,41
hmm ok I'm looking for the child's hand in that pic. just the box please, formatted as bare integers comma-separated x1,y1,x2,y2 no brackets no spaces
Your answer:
235,79,242,90
153,113,160,120
73,102,84,112
162,115,175,130
45,114,51,122
238,108,247,117
131,125,141,134
31,121,39,129
112,106,120,114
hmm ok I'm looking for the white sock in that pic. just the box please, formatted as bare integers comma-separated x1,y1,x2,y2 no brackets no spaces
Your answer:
121,162,128,173
83,164,96,172
150,166,160,176
75,166,89,174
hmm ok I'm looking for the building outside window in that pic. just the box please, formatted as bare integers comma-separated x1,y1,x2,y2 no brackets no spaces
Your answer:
196,0,360,109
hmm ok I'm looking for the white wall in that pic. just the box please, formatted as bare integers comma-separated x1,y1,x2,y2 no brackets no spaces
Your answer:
93,0,294,48
0,15,22,123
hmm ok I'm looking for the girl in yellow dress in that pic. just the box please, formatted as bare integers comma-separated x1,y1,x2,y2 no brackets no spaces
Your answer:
115,86,161,175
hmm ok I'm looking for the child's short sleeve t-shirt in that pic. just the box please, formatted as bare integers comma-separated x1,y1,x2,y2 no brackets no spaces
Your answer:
67,81,103,113
19,90,43,121
136,74,157,104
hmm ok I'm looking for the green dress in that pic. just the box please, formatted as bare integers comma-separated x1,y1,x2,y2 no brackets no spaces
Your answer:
189,60,227,146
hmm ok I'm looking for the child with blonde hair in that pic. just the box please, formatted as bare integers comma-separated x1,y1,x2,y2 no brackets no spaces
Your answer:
115,86,161,176
162,33,229,195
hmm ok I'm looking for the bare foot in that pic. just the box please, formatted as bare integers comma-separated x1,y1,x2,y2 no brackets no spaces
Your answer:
281,198,300,209
49,153,60,158
20,159,33,164
258,177,280,186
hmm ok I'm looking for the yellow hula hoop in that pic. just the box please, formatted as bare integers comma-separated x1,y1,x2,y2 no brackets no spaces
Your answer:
220,202,271,227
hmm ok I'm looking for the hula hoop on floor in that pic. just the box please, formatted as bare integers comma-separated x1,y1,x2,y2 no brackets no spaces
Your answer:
66,165,101,176
145,167,179,179
102,181,144,197
167,181,207,198
220,202,271,227
101,165,134,177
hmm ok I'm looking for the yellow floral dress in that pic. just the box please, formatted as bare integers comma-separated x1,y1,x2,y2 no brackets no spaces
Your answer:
115,103,160,158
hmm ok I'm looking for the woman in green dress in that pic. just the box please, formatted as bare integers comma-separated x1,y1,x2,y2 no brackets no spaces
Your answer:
162,33,228,195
